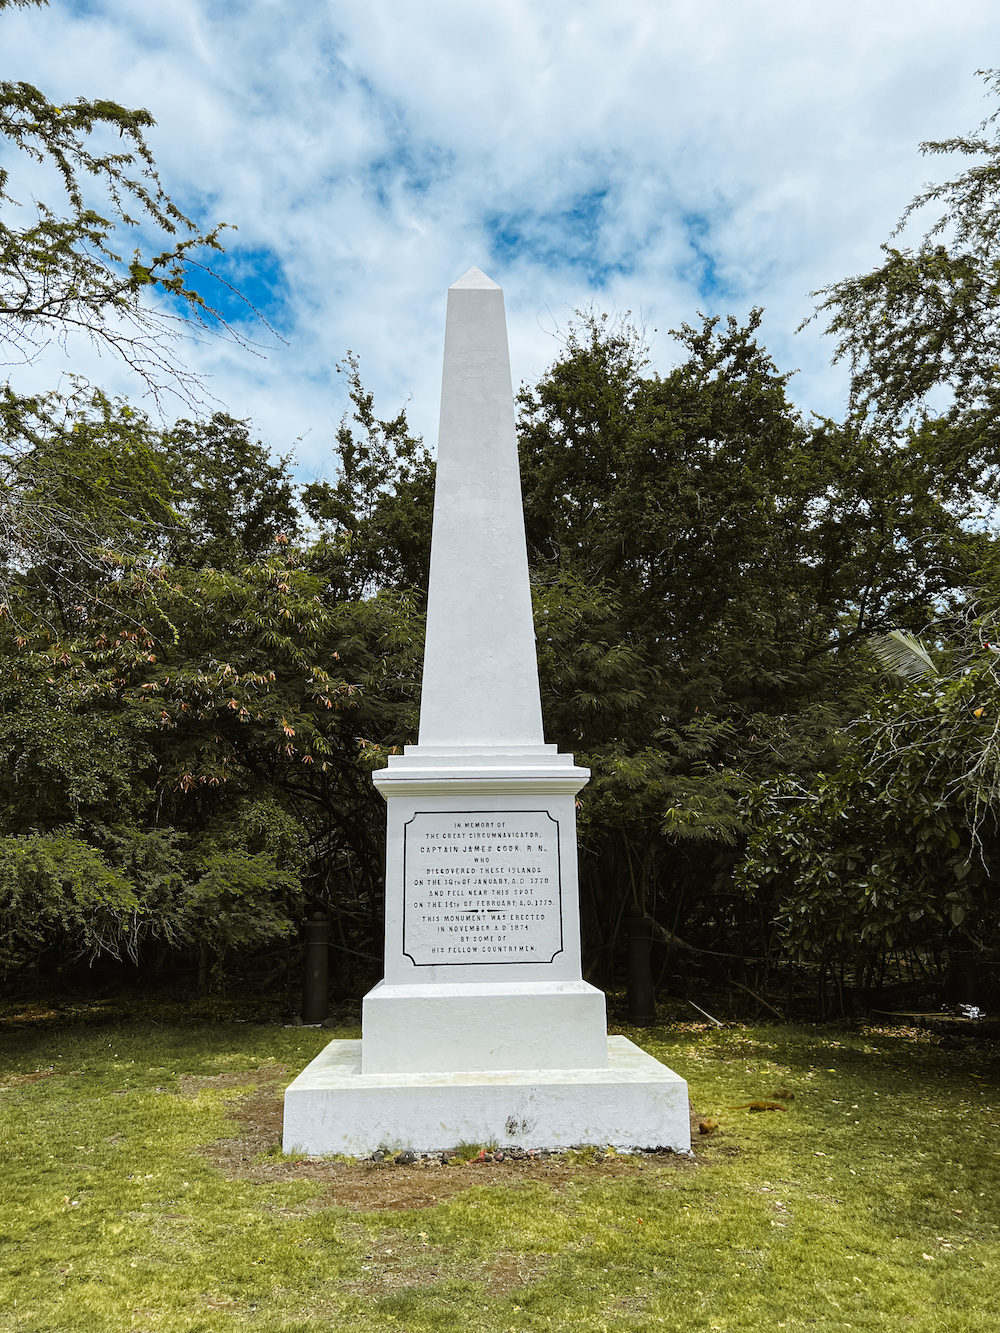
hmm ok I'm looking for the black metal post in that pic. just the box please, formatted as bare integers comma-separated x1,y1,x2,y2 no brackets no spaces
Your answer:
302,912,330,1025
626,910,657,1025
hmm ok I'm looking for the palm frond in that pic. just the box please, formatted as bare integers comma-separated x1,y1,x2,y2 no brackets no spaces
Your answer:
869,628,938,679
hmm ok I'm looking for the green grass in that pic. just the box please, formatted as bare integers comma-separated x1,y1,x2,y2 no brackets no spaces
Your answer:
1,1018,999,1331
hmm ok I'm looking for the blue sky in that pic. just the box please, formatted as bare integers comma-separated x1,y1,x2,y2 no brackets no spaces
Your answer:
3,0,1000,475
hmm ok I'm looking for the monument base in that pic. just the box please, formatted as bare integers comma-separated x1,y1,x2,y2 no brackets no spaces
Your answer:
282,1035,690,1156
361,979,609,1073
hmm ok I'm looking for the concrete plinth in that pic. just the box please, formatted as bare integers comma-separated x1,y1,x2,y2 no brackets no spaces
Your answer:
361,979,609,1073
283,1035,690,1157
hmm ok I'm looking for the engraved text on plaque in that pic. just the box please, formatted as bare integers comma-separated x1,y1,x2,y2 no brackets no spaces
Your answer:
402,811,563,965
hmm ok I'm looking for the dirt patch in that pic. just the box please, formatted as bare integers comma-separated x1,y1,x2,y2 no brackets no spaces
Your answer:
200,1294,243,1311
190,1070,710,1212
179,1066,290,1098
0,1069,63,1089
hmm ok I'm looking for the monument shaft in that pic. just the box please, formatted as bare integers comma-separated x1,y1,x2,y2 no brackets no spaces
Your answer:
419,268,543,748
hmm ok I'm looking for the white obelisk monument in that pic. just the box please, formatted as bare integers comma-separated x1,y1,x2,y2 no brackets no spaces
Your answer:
283,269,689,1155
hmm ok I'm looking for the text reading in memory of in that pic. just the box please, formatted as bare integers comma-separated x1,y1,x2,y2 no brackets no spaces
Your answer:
402,811,563,965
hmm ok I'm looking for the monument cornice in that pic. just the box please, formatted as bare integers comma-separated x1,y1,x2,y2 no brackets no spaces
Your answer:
371,770,590,798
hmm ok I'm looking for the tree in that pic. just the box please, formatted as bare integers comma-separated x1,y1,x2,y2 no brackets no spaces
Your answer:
0,0,271,624
0,4,436,989
0,384,310,630
517,311,988,987
742,72,1000,1008
736,640,1000,1009
1,0,243,402
0,374,429,986
0,532,423,983
0,383,181,629
810,69,1000,425
302,356,435,600
162,414,300,570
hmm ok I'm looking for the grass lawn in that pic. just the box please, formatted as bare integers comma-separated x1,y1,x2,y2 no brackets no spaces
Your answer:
1,1014,999,1332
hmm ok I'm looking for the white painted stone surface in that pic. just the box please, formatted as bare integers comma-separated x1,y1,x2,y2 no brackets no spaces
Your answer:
281,266,690,1158
372,784,588,987
283,1036,691,1156
361,979,608,1073
418,266,543,750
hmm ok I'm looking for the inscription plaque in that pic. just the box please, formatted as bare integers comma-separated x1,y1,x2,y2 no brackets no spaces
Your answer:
402,810,563,966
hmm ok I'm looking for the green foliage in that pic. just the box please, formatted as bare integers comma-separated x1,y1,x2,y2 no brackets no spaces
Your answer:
0,387,309,624
0,383,180,624
0,553,419,972
302,355,435,598
869,629,940,680
521,312,982,674
517,309,985,974
163,414,300,569
738,661,1000,965
0,663,153,832
7,56,1000,995
0,829,140,972
0,815,306,977
0,5,431,985
752,72,1000,989
0,372,430,981
810,69,1000,424
1,300,994,992
0,0,242,400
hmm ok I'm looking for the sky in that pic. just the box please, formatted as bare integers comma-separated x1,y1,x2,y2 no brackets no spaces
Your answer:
2,0,1000,478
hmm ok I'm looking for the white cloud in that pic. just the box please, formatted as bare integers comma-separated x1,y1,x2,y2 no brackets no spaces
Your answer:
3,0,999,469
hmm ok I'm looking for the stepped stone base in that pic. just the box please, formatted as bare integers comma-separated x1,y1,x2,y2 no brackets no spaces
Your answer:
282,1035,690,1157
361,979,609,1073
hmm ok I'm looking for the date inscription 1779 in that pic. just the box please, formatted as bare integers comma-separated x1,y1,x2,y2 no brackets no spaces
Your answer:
402,811,563,966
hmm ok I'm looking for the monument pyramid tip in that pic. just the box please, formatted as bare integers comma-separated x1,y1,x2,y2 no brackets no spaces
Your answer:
450,266,501,290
